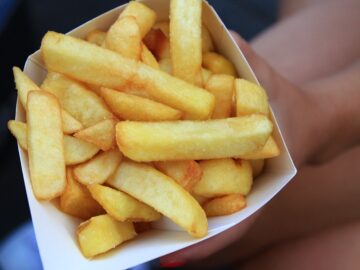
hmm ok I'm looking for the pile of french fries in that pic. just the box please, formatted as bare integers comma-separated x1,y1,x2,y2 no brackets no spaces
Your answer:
8,0,280,259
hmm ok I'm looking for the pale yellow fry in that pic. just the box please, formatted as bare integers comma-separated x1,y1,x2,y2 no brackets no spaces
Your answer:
202,25,214,53
107,161,208,238
77,214,136,258
203,194,246,217
64,135,99,165
85,30,106,46
27,91,66,200
41,32,215,120
238,136,280,159
141,43,159,69
13,66,40,108
101,87,182,121
120,1,157,38
202,68,212,85
205,74,234,119
203,52,237,76
61,109,83,134
8,120,27,150
88,184,161,222
60,168,104,219
143,29,170,60
41,72,113,127
193,159,253,198
74,119,116,151
73,149,122,185
170,0,202,85
105,16,141,60
116,115,273,162
248,159,265,178
116,86,154,100
159,58,172,74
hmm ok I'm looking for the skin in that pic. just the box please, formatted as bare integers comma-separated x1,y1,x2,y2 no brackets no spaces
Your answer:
161,0,360,268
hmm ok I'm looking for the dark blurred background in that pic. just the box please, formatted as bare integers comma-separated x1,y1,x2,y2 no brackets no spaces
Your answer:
0,0,276,242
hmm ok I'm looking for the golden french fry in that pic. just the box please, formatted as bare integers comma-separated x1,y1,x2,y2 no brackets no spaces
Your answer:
64,135,99,165
107,161,208,238
101,87,182,121
238,136,280,159
61,109,83,134
13,66,41,108
203,52,237,76
205,74,234,119
85,30,106,46
144,29,171,60
88,184,161,222
235,79,269,116
8,120,27,150
27,91,66,200
159,58,172,74
170,0,202,85
77,214,136,258
105,16,142,60
59,168,104,219
249,159,265,178
74,119,116,151
193,159,252,197
203,194,246,217
154,160,202,191
202,68,212,85
141,43,159,69
115,86,154,100
73,149,122,185
202,25,214,53
41,72,113,127
41,32,215,120
120,1,157,38
116,115,273,162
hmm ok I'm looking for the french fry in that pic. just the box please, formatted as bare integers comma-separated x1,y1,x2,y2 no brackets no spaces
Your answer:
154,160,202,191
193,159,253,197
27,91,66,200
77,214,136,258
107,161,208,238
203,194,246,217
119,1,157,38
7,120,27,150
238,136,280,159
105,16,142,60
202,25,214,53
116,115,273,162
74,119,116,151
88,184,161,222
170,0,202,85
73,149,122,185
64,135,99,165
235,79,269,116
191,194,209,206
85,30,106,46
159,58,172,74
41,32,215,120
101,87,182,121
115,86,154,100
140,43,159,69
144,29,171,60
59,168,104,219
249,159,265,178
202,68,212,85
203,52,237,76
61,109,83,134
205,74,234,119
41,72,113,127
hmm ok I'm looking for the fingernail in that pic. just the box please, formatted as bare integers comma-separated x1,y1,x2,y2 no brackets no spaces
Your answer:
160,260,186,268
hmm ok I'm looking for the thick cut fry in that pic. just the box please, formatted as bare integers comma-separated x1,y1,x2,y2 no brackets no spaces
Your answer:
249,159,265,178
235,79,269,116
88,184,161,222
77,214,136,258
13,66,41,108
73,149,122,185
154,160,202,191
105,16,142,60
202,68,212,85
159,58,172,74
101,87,182,121
120,1,156,38
116,115,273,162
64,135,99,165
239,136,280,159
107,161,207,238
203,194,246,217
170,0,202,85
41,72,113,127
202,25,214,53
115,86,154,100
203,52,237,76
141,43,159,69
193,159,253,197
41,32,215,120
27,91,66,200
144,29,170,60
205,74,234,119
74,119,116,151
8,120,27,150
60,168,104,219
61,109,83,134
85,30,106,46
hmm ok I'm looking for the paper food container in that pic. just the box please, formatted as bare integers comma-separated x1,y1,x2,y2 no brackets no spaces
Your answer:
16,0,297,269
